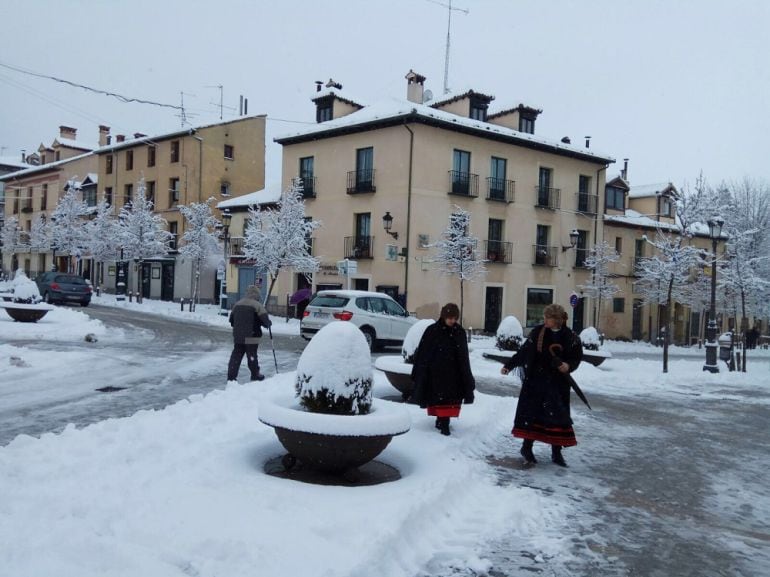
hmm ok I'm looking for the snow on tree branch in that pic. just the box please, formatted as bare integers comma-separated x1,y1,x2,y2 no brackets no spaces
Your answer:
50,186,90,264
118,178,172,262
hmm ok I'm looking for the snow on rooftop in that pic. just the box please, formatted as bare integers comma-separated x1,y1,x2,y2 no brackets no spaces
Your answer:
0,151,95,181
0,156,33,170
276,96,614,162
604,209,679,231
216,182,283,210
629,182,675,198
54,137,95,151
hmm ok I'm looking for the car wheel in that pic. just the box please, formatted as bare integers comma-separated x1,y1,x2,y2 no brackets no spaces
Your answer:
81,301,90,307
360,327,377,351
45,292,53,304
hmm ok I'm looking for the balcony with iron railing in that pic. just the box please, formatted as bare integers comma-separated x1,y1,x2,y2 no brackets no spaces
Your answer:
298,176,316,199
228,236,245,257
535,186,560,209
486,177,515,203
344,235,374,259
448,171,479,197
532,244,558,267
576,193,598,215
484,240,513,264
346,169,376,194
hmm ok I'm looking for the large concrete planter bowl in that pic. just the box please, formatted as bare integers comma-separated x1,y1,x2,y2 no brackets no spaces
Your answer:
0,302,55,323
374,356,414,400
582,349,612,366
259,392,411,474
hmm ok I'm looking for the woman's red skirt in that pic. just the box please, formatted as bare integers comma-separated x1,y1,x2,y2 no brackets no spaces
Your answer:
427,404,462,418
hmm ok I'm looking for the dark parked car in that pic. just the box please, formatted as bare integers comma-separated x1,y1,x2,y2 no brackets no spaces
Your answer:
36,272,92,306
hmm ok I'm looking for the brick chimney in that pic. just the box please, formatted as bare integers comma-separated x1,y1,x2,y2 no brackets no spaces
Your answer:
406,69,426,104
59,125,77,140
98,125,110,147
116,134,125,143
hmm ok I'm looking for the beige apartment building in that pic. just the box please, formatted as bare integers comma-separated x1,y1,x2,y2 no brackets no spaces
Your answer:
94,115,266,301
272,72,615,332
0,126,98,276
599,176,729,343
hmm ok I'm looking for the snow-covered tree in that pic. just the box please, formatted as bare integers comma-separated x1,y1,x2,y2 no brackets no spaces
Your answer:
430,206,486,324
179,198,221,308
50,186,90,272
85,200,121,288
28,215,51,253
118,178,172,303
1,216,25,258
243,178,321,305
578,240,620,334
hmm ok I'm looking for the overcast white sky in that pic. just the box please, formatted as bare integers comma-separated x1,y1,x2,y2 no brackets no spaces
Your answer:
1,0,768,189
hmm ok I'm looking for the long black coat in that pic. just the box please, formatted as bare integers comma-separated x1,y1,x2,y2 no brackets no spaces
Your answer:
504,324,583,432
410,320,475,408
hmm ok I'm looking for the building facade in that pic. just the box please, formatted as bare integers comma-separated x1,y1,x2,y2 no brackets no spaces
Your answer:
273,72,615,332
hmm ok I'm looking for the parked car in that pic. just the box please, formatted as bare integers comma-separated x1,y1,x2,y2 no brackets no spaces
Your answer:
36,272,92,306
300,290,417,350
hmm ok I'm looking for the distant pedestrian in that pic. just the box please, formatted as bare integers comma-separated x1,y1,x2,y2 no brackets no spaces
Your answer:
501,304,583,466
410,303,475,436
227,285,272,382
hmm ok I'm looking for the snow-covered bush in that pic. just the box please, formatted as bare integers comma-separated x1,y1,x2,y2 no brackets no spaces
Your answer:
496,315,523,351
10,270,42,304
401,319,434,363
580,327,602,351
295,322,373,415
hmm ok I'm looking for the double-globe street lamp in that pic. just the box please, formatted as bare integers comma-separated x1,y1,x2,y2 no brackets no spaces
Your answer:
703,216,724,373
218,209,232,315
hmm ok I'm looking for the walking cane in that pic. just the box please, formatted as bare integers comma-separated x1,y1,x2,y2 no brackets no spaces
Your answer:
268,326,279,373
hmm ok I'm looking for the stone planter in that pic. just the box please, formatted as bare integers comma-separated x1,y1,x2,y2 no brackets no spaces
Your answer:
259,392,410,474
582,349,612,367
0,302,55,323
374,356,414,401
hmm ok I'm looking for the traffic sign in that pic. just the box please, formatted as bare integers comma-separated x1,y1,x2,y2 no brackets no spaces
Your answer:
569,292,579,308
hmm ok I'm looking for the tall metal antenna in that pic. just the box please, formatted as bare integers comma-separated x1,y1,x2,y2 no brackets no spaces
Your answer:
427,0,468,94
206,84,224,120
178,91,197,126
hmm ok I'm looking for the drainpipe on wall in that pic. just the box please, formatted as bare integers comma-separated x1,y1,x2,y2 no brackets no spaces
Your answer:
191,132,204,300
403,120,415,309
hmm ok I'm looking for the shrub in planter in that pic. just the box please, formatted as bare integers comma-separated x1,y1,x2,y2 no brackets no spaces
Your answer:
0,269,52,323
579,327,602,351
10,270,42,304
496,315,523,351
295,321,373,415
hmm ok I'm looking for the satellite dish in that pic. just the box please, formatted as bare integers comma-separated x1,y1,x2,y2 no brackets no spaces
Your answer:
423,89,433,103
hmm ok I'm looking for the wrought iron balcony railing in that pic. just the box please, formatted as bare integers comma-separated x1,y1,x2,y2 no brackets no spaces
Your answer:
228,236,245,257
344,235,374,259
448,170,479,197
346,169,376,194
485,240,513,264
535,186,561,209
532,244,558,267
576,193,598,214
486,177,515,203
299,176,316,198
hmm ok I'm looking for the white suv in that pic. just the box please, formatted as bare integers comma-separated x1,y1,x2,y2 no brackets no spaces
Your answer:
300,290,417,350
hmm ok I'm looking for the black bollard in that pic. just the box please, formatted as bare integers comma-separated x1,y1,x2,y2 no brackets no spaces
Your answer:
128,291,133,303
180,298,185,311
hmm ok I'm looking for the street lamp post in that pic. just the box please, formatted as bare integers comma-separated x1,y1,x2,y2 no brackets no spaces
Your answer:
116,247,127,302
703,216,724,373
219,209,232,315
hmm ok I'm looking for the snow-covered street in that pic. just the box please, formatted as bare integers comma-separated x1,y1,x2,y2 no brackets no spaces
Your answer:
2,302,769,576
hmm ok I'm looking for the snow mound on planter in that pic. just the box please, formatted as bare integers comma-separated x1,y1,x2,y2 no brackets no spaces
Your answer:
496,315,523,350
259,390,410,436
11,270,42,304
402,319,434,362
580,327,601,349
296,321,373,415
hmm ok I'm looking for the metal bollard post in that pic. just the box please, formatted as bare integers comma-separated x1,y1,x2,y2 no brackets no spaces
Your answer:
188,299,194,312
180,298,185,312
128,291,133,303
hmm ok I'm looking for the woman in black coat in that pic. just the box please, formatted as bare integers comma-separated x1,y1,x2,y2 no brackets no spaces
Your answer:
410,303,475,436
501,304,583,466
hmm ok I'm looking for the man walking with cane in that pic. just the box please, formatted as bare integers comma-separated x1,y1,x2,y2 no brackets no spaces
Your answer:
227,285,272,383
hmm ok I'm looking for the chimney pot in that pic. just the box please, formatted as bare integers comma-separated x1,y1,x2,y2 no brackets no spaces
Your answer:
21,149,26,163
134,133,146,139
116,134,125,143
406,69,427,103
59,125,77,139
622,158,629,181
315,81,323,93
98,125,111,146
584,136,591,149
561,136,571,144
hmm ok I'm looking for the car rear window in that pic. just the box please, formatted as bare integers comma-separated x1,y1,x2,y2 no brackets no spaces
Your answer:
308,295,349,308
55,275,86,284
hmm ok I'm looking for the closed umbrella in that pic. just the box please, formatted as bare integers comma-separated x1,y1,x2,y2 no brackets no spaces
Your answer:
289,288,312,305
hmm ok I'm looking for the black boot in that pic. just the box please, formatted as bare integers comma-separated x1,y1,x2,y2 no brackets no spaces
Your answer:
437,417,451,436
435,417,441,429
551,445,567,467
520,439,537,464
